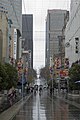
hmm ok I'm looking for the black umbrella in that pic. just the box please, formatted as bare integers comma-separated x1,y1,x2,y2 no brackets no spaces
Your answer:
75,81,80,83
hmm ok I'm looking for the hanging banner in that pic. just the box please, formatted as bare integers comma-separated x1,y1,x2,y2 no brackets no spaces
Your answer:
64,58,69,69
54,57,61,69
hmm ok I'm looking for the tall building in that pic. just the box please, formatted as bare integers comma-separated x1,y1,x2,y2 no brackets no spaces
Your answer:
0,10,8,62
0,0,22,33
65,0,80,67
22,14,33,68
45,9,67,66
0,0,22,62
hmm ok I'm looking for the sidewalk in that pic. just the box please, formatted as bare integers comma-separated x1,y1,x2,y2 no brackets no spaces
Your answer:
54,92,80,109
68,93,80,97
0,97,2,104
0,93,22,113
0,94,32,120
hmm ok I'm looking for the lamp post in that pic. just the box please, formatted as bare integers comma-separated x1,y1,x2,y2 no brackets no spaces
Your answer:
22,50,29,98
50,56,54,95
22,66,24,99
17,58,23,98
28,50,31,68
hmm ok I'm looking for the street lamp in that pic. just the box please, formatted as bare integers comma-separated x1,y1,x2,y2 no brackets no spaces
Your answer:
50,56,54,95
22,51,29,98
28,50,31,68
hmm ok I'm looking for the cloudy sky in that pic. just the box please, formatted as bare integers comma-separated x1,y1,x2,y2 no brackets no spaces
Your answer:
22,0,70,70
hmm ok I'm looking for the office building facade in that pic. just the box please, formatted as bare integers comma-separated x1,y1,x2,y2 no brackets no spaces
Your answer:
0,11,8,62
0,0,22,62
45,9,67,66
0,0,22,33
65,0,80,67
22,14,33,68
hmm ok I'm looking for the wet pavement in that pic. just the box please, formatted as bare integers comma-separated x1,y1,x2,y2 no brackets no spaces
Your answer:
13,90,80,120
68,95,80,104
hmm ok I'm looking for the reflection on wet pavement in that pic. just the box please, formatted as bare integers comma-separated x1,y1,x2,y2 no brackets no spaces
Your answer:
13,89,80,120
32,93,46,120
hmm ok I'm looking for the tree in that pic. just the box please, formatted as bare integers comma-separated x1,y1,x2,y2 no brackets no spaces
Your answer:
69,64,80,90
40,66,50,81
0,62,8,90
32,69,37,79
27,68,37,84
40,66,56,88
4,63,18,89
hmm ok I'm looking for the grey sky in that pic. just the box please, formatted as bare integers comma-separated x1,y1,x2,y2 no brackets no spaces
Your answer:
22,0,70,70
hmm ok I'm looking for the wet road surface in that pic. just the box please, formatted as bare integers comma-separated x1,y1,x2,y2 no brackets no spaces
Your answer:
13,90,80,120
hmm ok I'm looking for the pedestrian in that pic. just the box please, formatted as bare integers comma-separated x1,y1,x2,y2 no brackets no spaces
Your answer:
8,92,13,106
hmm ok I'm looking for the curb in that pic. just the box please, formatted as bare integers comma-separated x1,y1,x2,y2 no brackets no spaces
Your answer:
0,94,32,120
54,94,80,109
68,93,80,97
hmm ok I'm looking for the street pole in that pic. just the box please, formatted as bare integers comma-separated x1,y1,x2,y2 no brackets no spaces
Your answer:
50,56,54,95
58,79,60,94
67,77,69,93
19,57,24,99
22,55,25,99
22,50,29,98
52,71,53,96
28,50,31,68
22,70,24,99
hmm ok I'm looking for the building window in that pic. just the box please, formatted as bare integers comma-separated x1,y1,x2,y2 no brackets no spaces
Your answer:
75,37,79,53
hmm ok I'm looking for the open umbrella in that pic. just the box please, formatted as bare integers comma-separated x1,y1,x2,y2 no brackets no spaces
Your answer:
75,81,80,83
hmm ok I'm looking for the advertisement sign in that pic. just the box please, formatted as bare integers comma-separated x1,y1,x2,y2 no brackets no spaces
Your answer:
17,58,28,85
13,29,17,59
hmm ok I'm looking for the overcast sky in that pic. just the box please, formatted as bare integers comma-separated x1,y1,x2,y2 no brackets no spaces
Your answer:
22,0,71,70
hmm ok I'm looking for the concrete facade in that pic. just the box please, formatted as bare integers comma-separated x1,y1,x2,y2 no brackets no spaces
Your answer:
0,12,8,62
0,0,22,33
0,0,22,63
65,0,80,67
45,9,67,66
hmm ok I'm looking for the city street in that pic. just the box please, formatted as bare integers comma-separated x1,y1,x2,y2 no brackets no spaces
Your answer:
0,1,80,120
13,87,80,120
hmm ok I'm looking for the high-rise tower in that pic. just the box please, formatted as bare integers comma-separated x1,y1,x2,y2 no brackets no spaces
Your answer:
22,14,33,68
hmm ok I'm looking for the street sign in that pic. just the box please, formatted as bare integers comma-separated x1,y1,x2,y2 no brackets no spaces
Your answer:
65,42,70,47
